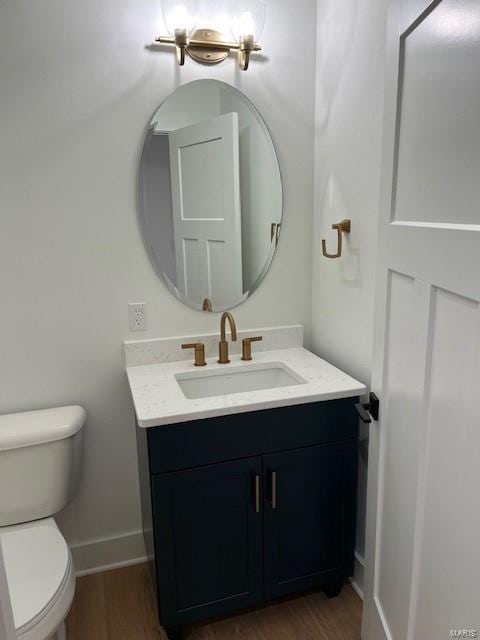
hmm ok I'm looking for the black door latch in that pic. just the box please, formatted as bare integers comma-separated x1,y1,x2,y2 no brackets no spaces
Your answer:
355,392,380,423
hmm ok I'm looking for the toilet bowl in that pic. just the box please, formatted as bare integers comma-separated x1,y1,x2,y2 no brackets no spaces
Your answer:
1,519,75,640
0,406,86,640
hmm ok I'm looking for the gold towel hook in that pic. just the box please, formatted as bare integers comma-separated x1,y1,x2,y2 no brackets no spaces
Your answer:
321,219,351,259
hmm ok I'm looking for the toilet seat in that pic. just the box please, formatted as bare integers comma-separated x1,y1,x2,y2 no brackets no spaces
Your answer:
0,518,75,640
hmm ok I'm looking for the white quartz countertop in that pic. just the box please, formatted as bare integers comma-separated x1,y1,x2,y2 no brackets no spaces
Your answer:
126,347,366,428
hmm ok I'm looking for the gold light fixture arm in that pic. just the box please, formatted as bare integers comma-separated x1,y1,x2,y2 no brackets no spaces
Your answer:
155,30,262,70
321,219,351,259
173,28,187,65
238,35,254,71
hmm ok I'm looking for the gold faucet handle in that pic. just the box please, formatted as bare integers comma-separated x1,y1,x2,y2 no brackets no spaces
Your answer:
241,336,263,361
182,343,207,367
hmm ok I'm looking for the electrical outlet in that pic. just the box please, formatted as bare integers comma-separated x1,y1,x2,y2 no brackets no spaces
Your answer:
128,302,147,332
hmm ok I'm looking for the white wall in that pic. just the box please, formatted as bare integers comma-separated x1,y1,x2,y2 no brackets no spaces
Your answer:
0,0,316,570
139,134,177,285
151,81,222,132
312,0,388,593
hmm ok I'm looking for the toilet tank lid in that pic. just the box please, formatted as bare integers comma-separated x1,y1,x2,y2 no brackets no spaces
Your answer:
0,406,86,451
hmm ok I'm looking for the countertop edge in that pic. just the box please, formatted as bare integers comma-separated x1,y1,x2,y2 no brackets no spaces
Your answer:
135,384,367,429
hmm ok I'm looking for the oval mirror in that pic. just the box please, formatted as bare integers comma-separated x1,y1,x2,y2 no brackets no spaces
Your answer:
138,79,283,312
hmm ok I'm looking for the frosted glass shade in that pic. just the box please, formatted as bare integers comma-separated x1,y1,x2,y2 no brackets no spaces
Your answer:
197,0,231,35
162,0,199,35
230,0,265,41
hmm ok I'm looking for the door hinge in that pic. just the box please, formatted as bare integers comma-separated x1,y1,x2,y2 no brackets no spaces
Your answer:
355,392,380,423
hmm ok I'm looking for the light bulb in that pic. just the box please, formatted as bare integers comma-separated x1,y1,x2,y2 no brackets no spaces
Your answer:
232,11,255,36
230,0,265,41
162,0,198,35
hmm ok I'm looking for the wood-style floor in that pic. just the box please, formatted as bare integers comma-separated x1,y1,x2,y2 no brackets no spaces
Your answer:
66,563,362,640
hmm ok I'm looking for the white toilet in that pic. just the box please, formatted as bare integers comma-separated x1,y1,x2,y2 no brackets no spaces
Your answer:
0,406,86,640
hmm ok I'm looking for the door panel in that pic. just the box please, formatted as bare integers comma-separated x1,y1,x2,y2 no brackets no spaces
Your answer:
263,442,357,599
375,272,432,640
393,0,480,225
364,1,480,638
413,288,480,638
152,457,263,626
169,112,243,309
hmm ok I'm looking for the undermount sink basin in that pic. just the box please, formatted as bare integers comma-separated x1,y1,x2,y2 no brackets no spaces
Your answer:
175,362,308,400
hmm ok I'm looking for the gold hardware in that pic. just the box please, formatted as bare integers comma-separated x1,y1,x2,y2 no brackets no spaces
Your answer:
218,341,229,365
255,475,261,513
155,29,262,70
218,312,237,364
241,336,263,361
202,298,213,312
238,34,254,71
173,28,187,65
271,471,277,510
271,223,281,248
321,218,351,259
182,342,207,367
185,29,229,65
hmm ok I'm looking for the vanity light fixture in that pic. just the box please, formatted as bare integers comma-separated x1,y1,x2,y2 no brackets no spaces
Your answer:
155,0,265,70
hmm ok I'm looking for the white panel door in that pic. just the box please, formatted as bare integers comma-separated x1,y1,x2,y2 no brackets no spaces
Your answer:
363,1,480,639
169,112,243,310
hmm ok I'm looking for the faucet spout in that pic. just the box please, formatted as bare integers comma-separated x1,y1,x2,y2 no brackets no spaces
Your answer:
220,312,237,343
218,312,238,364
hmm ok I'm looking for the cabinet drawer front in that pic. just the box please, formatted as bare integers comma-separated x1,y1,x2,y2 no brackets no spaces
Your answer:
263,441,357,599
152,458,263,626
147,399,358,474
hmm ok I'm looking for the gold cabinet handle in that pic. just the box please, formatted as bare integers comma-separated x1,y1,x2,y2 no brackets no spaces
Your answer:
271,471,277,510
255,475,261,514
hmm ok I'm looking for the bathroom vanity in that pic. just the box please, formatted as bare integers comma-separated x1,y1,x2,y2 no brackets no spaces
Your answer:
130,80,367,640
126,326,365,640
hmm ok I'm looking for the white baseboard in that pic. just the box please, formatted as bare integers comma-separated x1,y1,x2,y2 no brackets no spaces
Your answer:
71,531,368,598
350,551,365,600
349,576,364,600
71,529,147,577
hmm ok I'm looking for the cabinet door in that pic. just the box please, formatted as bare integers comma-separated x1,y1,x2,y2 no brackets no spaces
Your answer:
263,441,357,599
152,457,263,627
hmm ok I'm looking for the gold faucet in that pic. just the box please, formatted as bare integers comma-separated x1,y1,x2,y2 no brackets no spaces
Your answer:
241,336,263,361
202,298,213,312
182,343,207,367
218,312,237,364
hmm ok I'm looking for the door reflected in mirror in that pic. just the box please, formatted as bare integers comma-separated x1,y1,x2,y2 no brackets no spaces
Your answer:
138,80,283,312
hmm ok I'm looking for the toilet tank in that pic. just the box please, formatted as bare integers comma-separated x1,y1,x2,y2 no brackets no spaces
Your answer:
0,406,85,527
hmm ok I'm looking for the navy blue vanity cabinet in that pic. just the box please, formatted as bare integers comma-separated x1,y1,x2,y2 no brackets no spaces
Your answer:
152,458,264,627
136,398,359,640
262,441,357,600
